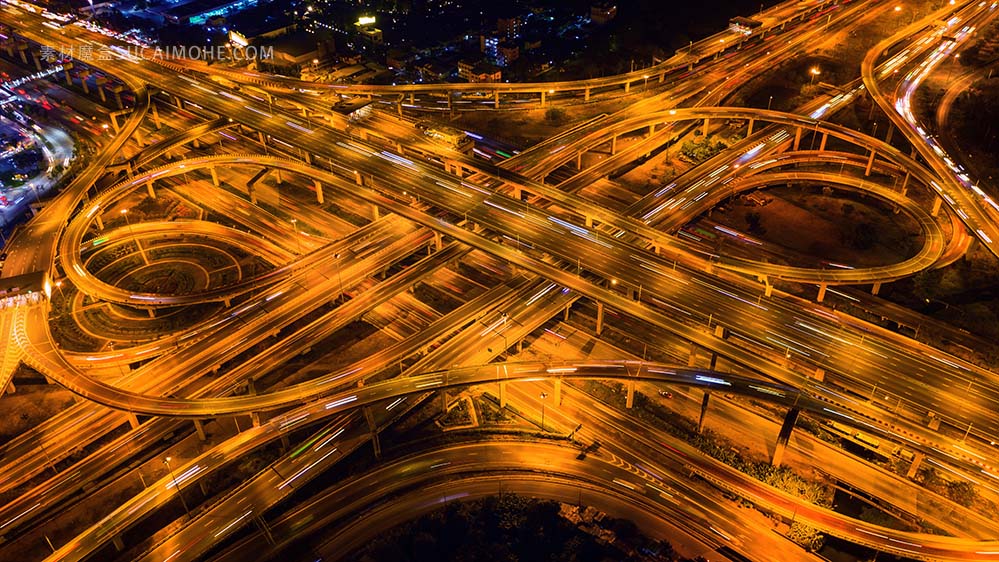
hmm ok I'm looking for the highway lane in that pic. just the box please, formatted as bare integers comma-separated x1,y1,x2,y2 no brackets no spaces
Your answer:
43,362,999,562
863,0,999,257
223,441,813,562
9,147,998,478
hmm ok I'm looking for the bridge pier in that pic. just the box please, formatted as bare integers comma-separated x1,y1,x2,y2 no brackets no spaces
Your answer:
16,43,27,65
709,325,727,369
354,170,364,186
771,407,801,467
819,132,828,152
702,118,709,137
363,405,382,459
872,282,882,296
906,452,924,478
817,283,827,302
864,149,876,176
209,167,219,187
314,179,324,204
540,90,546,107
554,379,562,405
624,80,630,93
274,169,283,185
584,215,593,228
493,90,499,109
194,419,207,441
95,77,108,103
576,151,583,170
792,127,802,150
258,131,266,146
595,302,604,336
625,381,635,408
63,62,73,86
610,135,617,155
112,535,125,552
931,196,942,217
127,412,140,429
147,180,156,198
370,203,380,221
688,342,697,366
109,112,120,133
900,171,910,196
434,232,443,251
647,124,655,138
192,138,200,149
78,70,91,94
96,215,104,230
747,118,754,136
150,102,160,128
584,87,590,101
31,52,41,71
885,123,895,144
697,391,710,433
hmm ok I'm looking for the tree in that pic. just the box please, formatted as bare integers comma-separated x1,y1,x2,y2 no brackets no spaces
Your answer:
745,211,766,235
544,107,567,124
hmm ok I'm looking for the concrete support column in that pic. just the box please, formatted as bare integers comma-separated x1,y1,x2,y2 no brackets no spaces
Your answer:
363,406,381,459
595,302,604,336
625,381,635,409
314,179,324,204
194,419,207,441
747,118,754,136
147,180,156,198
192,138,201,149
576,151,582,170
610,135,617,155
371,203,380,220
647,124,654,138
817,283,827,302
865,149,876,176
688,342,697,366
109,112,120,133
624,80,630,93
63,62,73,85
354,170,363,186
886,123,895,144
511,183,521,200
702,118,709,137
258,131,266,145
584,215,593,228
900,171,910,196
872,282,882,296
31,52,41,71
697,391,710,433
434,232,443,251
79,70,91,94
906,452,925,478
303,151,311,165
554,379,562,405
931,195,942,217
209,167,219,187
540,90,546,107
96,215,104,230
564,303,571,322
112,535,125,552
819,132,828,152
498,380,507,407
584,87,591,101
127,412,140,429
274,169,282,185
793,127,802,150
493,90,499,109
771,407,801,467
17,44,28,64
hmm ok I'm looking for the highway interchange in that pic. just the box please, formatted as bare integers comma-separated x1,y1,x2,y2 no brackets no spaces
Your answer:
3,0,999,560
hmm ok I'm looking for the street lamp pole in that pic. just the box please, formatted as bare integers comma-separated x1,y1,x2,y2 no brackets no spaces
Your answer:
333,252,344,301
539,392,548,432
290,218,301,253
163,457,192,519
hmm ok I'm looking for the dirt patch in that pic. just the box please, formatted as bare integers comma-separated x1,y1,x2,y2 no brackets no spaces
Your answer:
708,186,923,267
0,383,77,441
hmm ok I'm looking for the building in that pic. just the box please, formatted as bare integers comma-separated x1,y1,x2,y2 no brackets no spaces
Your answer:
590,3,617,25
458,59,501,83
355,16,384,45
497,14,521,39
260,29,333,67
159,0,260,25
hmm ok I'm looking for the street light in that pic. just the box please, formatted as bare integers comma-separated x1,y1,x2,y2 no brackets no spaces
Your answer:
809,66,820,85
163,457,192,519
290,218,301,253
643,74,649,90
333,252,344,300
767,95,773,111
539,392,548,432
